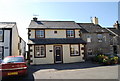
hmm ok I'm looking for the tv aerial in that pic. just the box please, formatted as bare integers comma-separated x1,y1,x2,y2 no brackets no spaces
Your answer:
33,14,39,18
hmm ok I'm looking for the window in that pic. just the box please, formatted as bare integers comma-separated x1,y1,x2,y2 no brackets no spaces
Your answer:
35,45,45,58
66,30,75,38
70,45,80,56
0,30,3,41
0,46,3,59
2,57,24,63
36,30,44,38
87,49,93,55
87,35,92,42
97,34,102,42
54,31,57,34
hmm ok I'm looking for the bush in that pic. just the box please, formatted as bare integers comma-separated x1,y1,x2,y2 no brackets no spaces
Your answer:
93,54,119,65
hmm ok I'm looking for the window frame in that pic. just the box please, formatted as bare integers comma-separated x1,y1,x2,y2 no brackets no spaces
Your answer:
97,34,103,42
66,29,75,38
0,30,4,42
87,35,92,42
87,48,93,55
0,46,4,59
35,29,45,38
34,45,46,58
70,44,80,56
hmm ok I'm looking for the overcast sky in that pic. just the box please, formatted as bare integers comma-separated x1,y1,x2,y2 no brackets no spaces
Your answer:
0,0,119,42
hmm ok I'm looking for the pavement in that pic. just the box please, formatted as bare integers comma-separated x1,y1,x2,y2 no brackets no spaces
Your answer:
1,61,119,81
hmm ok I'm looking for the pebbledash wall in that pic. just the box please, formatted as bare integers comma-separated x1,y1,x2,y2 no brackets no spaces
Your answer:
29,29,80,39
28,29,85,64
28,19,86,65
29,44,85,65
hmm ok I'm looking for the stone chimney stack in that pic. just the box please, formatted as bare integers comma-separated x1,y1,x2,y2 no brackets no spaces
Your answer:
33,17,38,21
92,17,99,25
113,21,120,30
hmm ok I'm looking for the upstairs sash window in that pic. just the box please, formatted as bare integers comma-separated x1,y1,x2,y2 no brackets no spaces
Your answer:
97,34,103,42
36,30,44,38
66,30,75,38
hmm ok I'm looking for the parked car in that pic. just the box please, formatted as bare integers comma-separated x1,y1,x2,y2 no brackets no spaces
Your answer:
0,56,28,77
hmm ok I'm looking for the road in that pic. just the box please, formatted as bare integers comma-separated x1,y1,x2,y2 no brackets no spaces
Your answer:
1,61,119,81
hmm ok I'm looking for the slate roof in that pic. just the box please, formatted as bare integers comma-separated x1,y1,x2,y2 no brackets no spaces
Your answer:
77,23,109,33
28,20,81,29
28,38,86,45
0,22,16,28
108,28,120,36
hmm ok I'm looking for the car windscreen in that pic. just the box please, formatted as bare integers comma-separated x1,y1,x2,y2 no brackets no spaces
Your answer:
2,57,24,63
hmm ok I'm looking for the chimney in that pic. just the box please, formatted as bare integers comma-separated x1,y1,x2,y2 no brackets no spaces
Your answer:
113,21,120,30
33,17,38,21
92,17,99,25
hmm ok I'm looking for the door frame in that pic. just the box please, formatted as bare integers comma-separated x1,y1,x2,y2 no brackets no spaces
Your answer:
54,45,63,64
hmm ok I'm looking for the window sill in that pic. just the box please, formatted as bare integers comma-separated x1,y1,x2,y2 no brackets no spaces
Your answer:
70,54,80,56
34,56,46,58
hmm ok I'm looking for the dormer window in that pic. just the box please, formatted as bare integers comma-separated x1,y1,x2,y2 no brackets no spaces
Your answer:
66,30,75,38
0,30,3,42
36,30,45,38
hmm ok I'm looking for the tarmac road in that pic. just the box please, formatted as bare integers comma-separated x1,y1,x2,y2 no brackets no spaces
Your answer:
1,61,119,81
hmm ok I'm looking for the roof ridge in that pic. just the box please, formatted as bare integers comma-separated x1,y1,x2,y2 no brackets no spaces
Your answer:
0,22,16,24
32,20,75,22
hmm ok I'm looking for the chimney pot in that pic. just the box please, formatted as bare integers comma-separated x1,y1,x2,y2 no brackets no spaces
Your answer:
33,17,37,21
92,17,98,25
114,21,120,30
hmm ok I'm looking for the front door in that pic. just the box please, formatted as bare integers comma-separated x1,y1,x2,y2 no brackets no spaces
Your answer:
54,46,62,63
113,45,117,54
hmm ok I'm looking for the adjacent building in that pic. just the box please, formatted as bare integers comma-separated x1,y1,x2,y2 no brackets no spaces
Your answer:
27,17,86,65
77,17,112,59
0,22,26,59
106,21,120,54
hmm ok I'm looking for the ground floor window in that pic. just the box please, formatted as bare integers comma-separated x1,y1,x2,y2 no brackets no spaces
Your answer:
70,44,80,56
0,46,3,59
0,30,3,42
87,48,93,55
34,45,46,58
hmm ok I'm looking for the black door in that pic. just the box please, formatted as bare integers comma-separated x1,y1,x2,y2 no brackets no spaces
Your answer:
113,45,117,54
54,46,62,63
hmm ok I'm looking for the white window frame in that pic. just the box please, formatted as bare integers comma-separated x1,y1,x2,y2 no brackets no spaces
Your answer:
70,44,80,56
67,30,75,38
87,35,92,42
97,34,102,42
36,30,44,38
35,45,45,58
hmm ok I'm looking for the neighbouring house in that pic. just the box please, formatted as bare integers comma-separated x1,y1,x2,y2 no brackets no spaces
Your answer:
0,22,26,59
106,21,120,54
19,37,26,57
77,17,112,59
27,17,86,65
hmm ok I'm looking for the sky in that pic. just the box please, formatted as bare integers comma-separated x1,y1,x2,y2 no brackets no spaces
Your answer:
0,0,119,42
